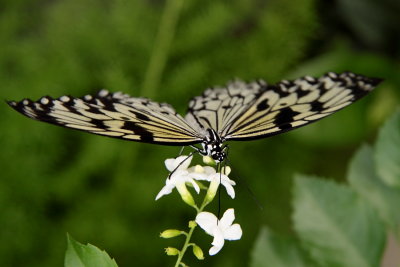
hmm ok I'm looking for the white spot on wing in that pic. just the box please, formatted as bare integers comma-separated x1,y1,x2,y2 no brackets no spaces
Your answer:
40,97,49,105
98,89,109,97
60,96,70,102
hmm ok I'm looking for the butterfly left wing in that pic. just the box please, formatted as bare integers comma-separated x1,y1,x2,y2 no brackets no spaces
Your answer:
8,90,203,145
220,72,382,140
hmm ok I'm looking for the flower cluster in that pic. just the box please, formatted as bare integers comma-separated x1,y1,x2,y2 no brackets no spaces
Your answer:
156,155,236,203
156,155,242,264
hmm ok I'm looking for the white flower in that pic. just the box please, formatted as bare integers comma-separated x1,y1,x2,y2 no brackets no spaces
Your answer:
155,155,200,202
209,172,236,199
195,208,242,255
156,156,236,203
190,166,236,199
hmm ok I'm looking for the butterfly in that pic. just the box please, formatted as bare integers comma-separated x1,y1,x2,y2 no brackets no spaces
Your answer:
7,72,382,162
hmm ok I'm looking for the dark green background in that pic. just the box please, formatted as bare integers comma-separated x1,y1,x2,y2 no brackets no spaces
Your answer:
1,0,399,266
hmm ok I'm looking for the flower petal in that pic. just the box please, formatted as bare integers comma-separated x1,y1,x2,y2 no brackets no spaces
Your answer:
165,158,176,172
209,245,222,256
189,179,201,194
221,180,236,199
209,229,225,255
196,212,218,235
179,155,193,170
155,184,173,200
188,172,209,181
211,227,225,247
219,208,235,228
223,224,242,240
165,155,192,172
203,166,217,175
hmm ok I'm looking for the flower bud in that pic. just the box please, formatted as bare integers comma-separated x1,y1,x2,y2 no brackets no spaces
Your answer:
160,229,183,238
165,247,180,256
203,156,215,166
194,165,204,173
222,166,231,175
192,245,204,260
176,183,197,208
188,220,197,229
204,180,219,204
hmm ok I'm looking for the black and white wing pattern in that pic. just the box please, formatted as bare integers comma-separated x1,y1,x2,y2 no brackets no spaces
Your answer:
185,80,265,133
187,72,382,141
8,72,381,148
8,90,203,145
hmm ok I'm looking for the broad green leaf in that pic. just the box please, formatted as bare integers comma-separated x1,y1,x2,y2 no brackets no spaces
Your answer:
250,227,310,267
293,175,385,267
375,109,400,188
65,234,118,267
348,144,400,230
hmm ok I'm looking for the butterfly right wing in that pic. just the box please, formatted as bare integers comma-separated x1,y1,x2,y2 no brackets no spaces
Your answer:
8,90,203,145
221,72,382,140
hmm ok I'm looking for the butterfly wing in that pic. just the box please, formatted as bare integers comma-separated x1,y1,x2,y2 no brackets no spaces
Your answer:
8,90,203,145
186,72,382,141
221,72,382,140
185,80,265,133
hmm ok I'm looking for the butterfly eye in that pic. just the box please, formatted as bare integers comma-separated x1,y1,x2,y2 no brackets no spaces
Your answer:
211,151,225,162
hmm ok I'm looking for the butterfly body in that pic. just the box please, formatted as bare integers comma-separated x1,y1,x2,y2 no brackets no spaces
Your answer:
7,72,382,161
198,128,227,161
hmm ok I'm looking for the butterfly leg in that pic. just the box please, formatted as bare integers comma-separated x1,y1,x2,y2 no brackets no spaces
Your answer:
178,146,185,156
190,144,208,156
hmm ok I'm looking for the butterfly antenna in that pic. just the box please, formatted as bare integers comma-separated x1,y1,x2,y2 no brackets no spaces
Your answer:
217,162,222,220
225,157,264,211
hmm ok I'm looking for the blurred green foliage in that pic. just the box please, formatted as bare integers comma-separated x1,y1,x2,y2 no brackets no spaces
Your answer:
250,110,400,267
0,0,399,266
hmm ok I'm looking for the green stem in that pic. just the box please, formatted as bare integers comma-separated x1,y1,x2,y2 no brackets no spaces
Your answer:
174,188,214,266
174,223,197,267
141,0,184,98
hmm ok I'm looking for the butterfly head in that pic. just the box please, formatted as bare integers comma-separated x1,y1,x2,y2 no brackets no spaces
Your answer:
202,129,227,162
208,144,225,162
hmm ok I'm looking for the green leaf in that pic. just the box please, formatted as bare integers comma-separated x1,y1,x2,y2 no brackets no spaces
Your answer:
250,227,310,267
293,175,385,267
64,234,118,267
348,144,400,230
375,109,400,188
